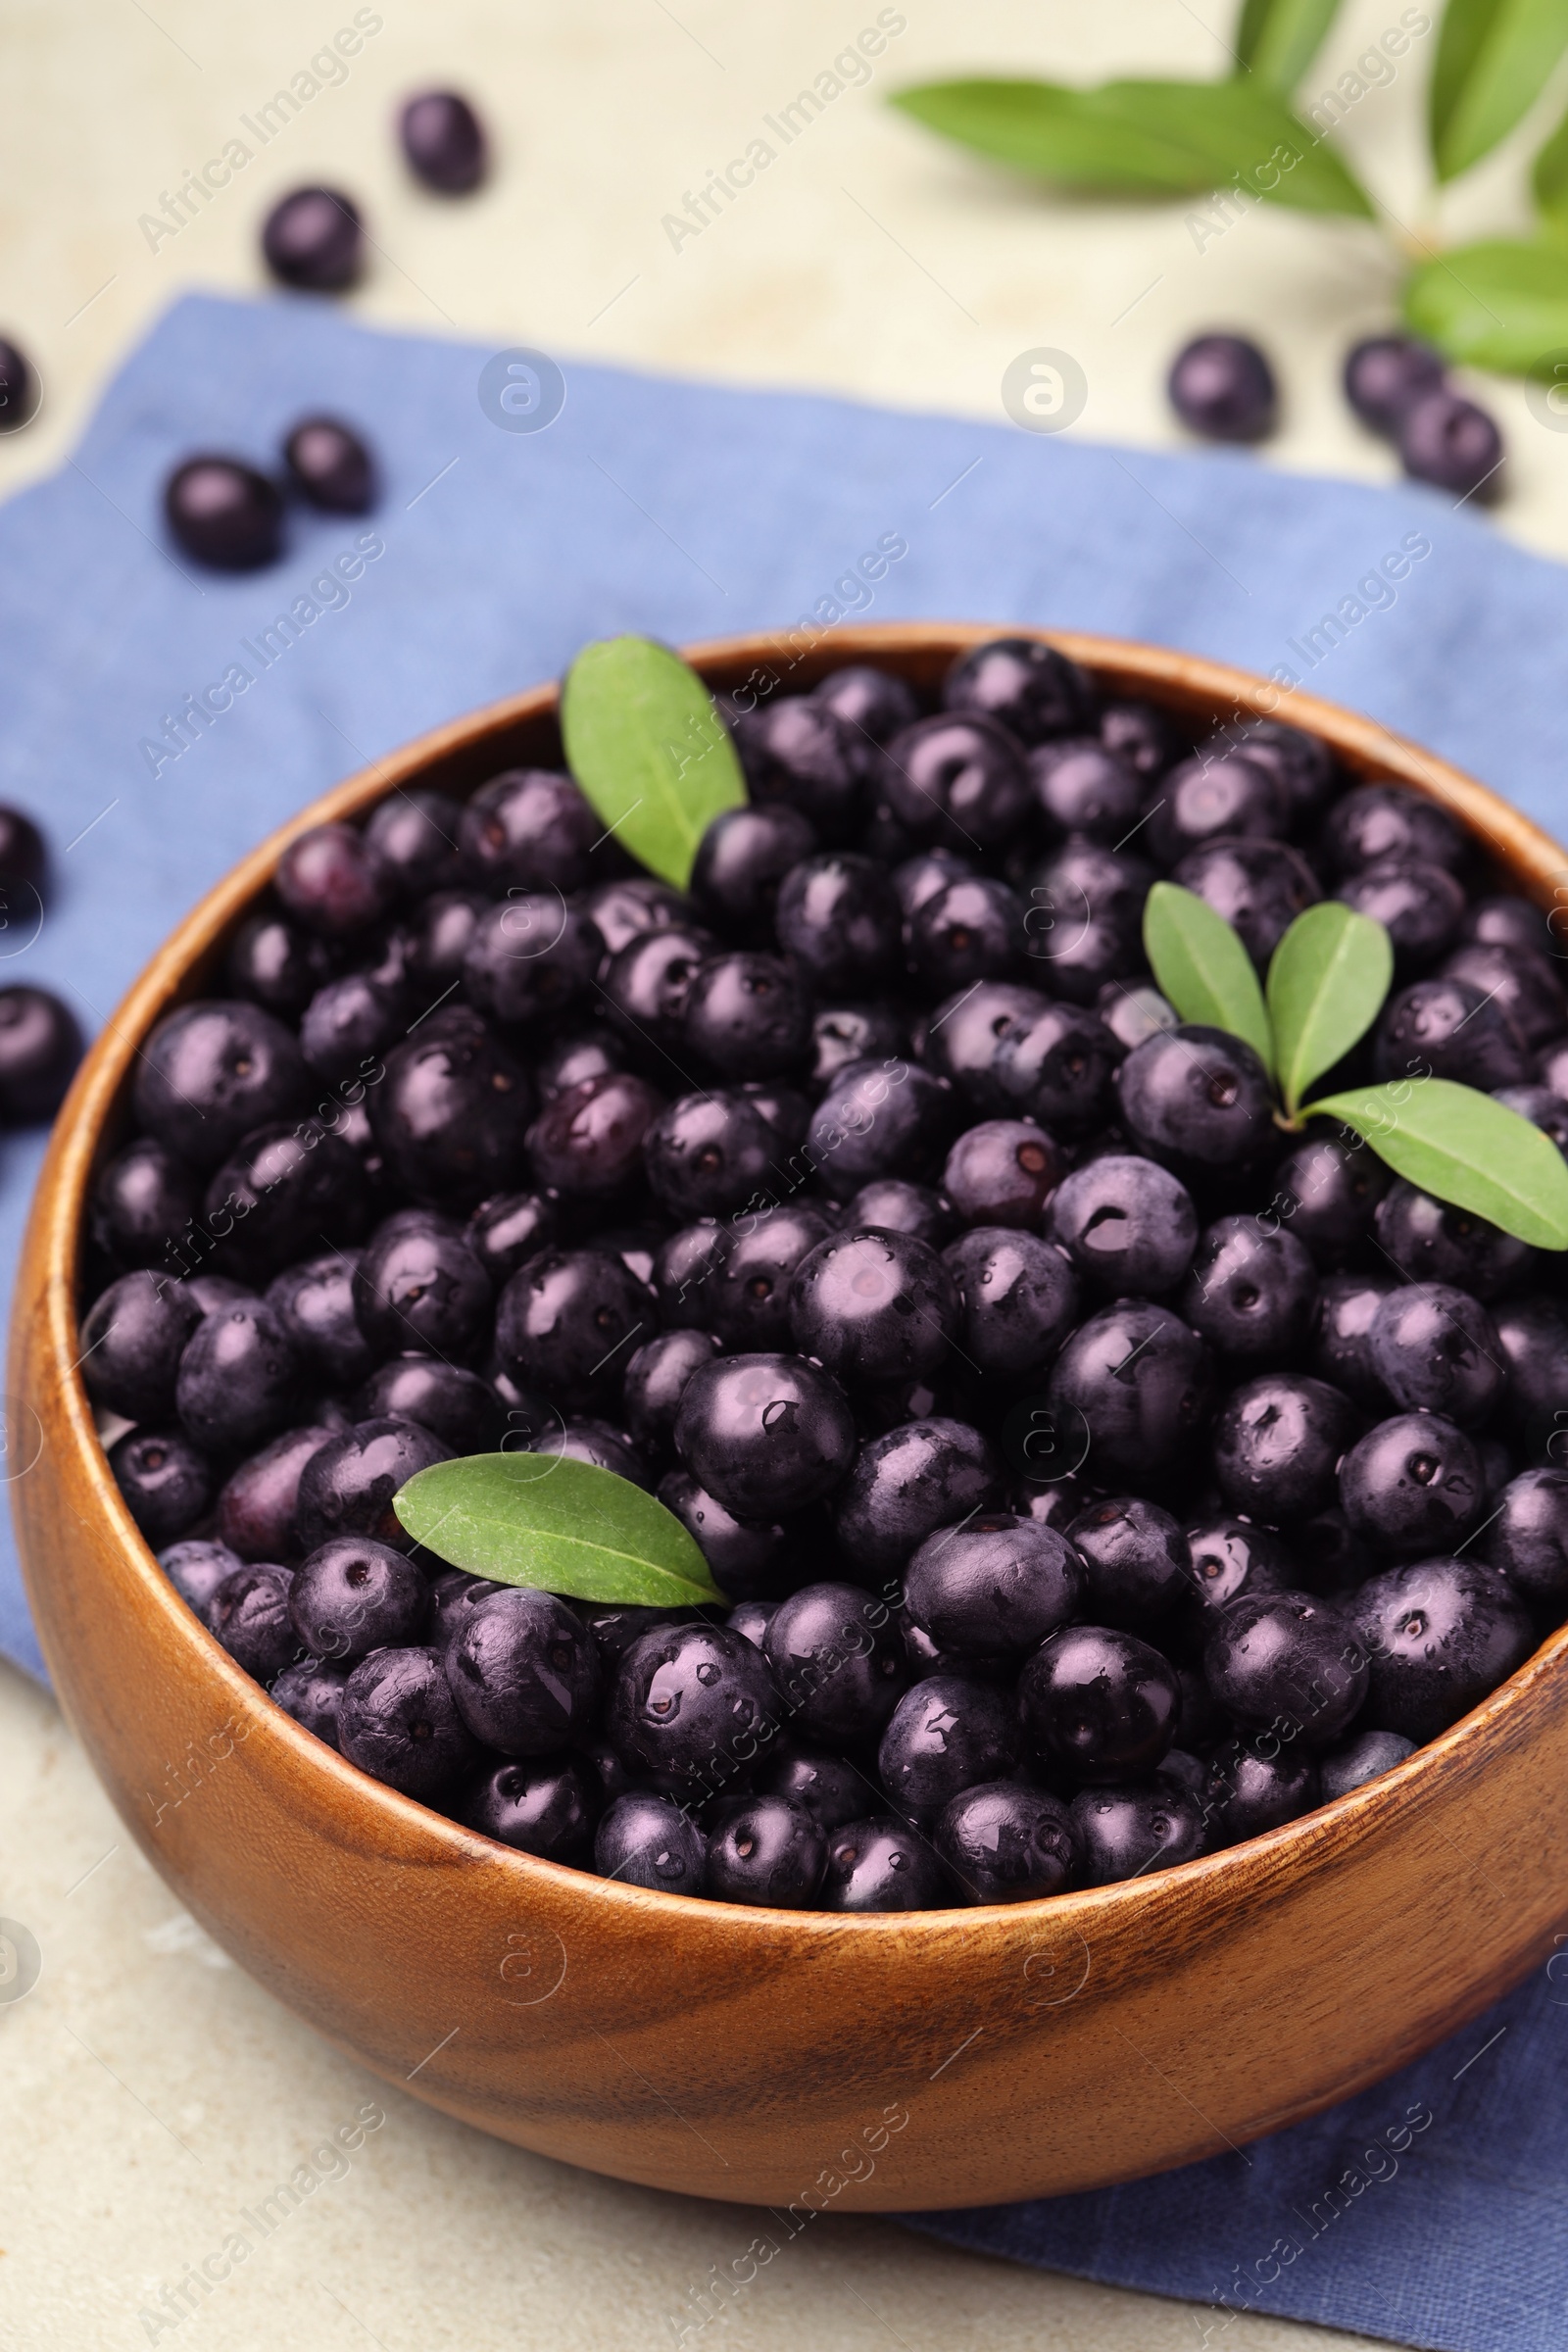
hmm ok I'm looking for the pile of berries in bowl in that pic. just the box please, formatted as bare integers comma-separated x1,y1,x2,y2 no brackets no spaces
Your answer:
76,630,1568,1915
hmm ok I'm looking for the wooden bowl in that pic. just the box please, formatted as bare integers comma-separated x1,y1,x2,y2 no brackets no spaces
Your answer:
14,624,1568,2212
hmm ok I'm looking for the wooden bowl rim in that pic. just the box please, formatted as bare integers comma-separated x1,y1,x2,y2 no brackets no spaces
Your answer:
21,619,1568,1940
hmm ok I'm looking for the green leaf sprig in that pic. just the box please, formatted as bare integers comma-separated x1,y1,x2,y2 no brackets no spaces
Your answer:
1143,883,1568,1249
395,1452,726,1608
889,0,1568,392
561,634,746,891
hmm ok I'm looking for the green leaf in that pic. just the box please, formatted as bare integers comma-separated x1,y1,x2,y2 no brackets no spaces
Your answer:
1429,0,1568,182
1302,1080,1568,1248
1533,98,1568,225
889,77,1374,216
1403,236,1568,370
1236,0,1344,91
394,1453,726,1608
1142,882,1275,1073
561,635,746,892
1266,904,1394,1119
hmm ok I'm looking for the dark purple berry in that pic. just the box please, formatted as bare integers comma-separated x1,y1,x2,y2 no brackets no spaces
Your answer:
175,1296,299,1454
1067,1495,1189,1628
682,952,811,1078
775,852,900,994
1072,1782,1204,1885
1318,1728,1414,1800
446,1587,601,1754
706,1795,825,1905
1212,1372,1357,1521
282,415,375,513
1340,1412,1484,1556
594,1791,707,1892
0,982,79,1121
1046,1300,1211,1490
465,1191,557,1286
734,696,876,840
788,1226,956,1388
1205,1590,1368,1745
691,804,817,933
160,1537,243,1616
294,1417,452,1554
164,457,284,569
1174,838,1320,966
216,1423,334,1561
466,1759,597,1861
1484,1469,1568,1606
657,1467,803,1601
1049,1153,1198,1296
622,1328,721,1450
831,1416,1002,1577
842,1178,955,1248
1324,785,1465,876
1028,737,1143,841
1271,1135,1388,1268
935,1783,1078,1901
1367,1283,1503,1426
675,1351,857,1520
1339,859,1464,970
1020,1625,1180,1784
822,1817,948,1911
812,662,919,745
1181,1216,1317,1365
368,1008,531,1206
1115,1025,1276,1174
110,1427,214,1546
262,185,363,290
338,1644,480,1801
0,336,39,431
1202,1739,1319,1843
288,1536,428,1662
79,1271,203,1423
941,1119,1061,1229
400,89,487,192
878,1674,1018,1816
921,979,1048,1113
942,636,1087,744
1399,388,1502,501
1351,1557,1532,1740
1168,333,1276,440
1344,334,1445,433
208,1564,299,1681
707,1203,834,1351
904,1512,1080,1659
807,1057,954,1200
270,1657,348,1747
943,1227,1079,1380
1374,1179,1531,1298
611,1621,777,1786
881,713,1032,850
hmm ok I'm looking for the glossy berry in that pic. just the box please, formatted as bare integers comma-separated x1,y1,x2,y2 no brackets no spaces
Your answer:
943,1228,1079,1380
282,415,375,513
227,909,335,1018
1072,1783,1205,1886
1367,1283,1503,1426
942,636,1086,744
644,1089,777,1220
1340,1412,1483,1557
495,1248,651,1409
594,1791,707,1892
164,457,284,569
1049,1154,1198,1296
832,1416,1002,1577
622,1328,721,1449
338,1644,479,1801
726,1599,778,1651
1115,1025,1275,1174
658,1468,802,1600
813,662,919,745
682,952,811,1079
775,852,900,995
79,1271,202,1423
878,1674,1018,1816
266,1254,376,1389
1444,940,1567,1051
903,1512,1080,1659
368,1008,531,1206
466,1759,596,1861
842,1178,955,1249
735,696,876,840
208,1564,299,1681
175,1296,299,1454
1205,716,1338,824
446,1587,601,1754
676,1352,857,1520
465,1190,557,1286
941,1119,1060,1229
990,1001,1123,1135
1318,1728,1415,1801
1101,698,1177,779
1202,1740,1319,1844
611,1621,777,1785
808,1057,953,1200
787,1227,956,1387
458,770,598,898
1149,753,1287,864
822,1817,948,1911
1205,1590,1368,1745
1168,334,1277,441
275,823,392,941
1174,838,1320,966
922,979,1049,1113
288,1536,428,1662
90,1139,200,1273
299,974,400,1084
705,1204,833,1351
352,1214,491,1361
1212,1373,1356,1521
1019,1626,1181,1784
205,1122,367,1278
1067,1496,1189,1628
1324,784,1465,876
400,89,487,192
1399,389,1503,500
907,877,1020,995
1027,737,1143,841
217,1424,339,1561
362,788,464,901
525,1070,663,1200
294,1417,452,1554
1339,859,1464,970
706,1796,825,1905
463,896,603,1027
1484,1468,1568,1606
135,1001,308,1173
1373,1180,1530,1298
1344,334,1446,434
1181,1515,1295,1620
1271,1135,1388,1268
1351,1558,1532,1740
756,1742,872,1831
881,713,1032,850
935,1783,1079,1902
1181,1217,1317,1365
160,1537,243,1617
110,1427,214,1545
262,185,364,290
1046,1300,1211,1490
270,1657,349,1747
691,804,816,933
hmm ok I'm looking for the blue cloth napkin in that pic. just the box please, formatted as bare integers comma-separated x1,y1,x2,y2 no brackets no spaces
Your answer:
3,290,1567,2351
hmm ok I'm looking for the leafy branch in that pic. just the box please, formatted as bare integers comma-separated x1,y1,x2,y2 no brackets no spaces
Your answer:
892,0,1568,381
1143,883,1568,1248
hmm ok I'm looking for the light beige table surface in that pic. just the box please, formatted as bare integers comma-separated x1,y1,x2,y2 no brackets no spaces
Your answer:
4,0,1545,2343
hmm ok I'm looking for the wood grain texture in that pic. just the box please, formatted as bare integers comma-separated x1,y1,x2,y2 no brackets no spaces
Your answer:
13,626,1568,2211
